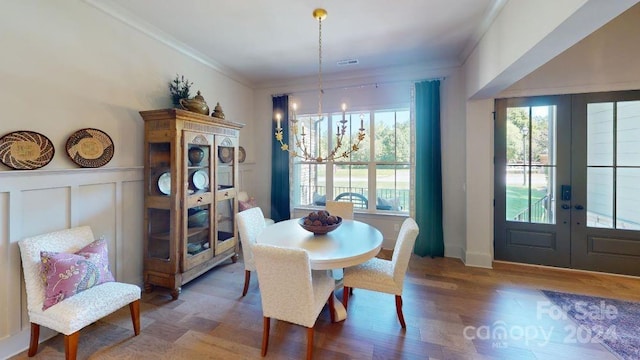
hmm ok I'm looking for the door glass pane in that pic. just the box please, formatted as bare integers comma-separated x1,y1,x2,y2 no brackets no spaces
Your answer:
505,106,556,224
531,106,556,166
617,101,640,166
531,166,555,224
506,165,530,222
506,107,530,166
587,102,614,166
506,107,530,222
587,168,613,228
617,168,640,230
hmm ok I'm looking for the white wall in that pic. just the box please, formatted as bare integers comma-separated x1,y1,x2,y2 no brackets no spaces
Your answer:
466,0,638,99
463,99,494,267
462,1,640,268
0,0,253,357
500,3,640,98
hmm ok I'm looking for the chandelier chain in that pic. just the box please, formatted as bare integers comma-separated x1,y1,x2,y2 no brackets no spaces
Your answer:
273,8,366,163
318,16,323,118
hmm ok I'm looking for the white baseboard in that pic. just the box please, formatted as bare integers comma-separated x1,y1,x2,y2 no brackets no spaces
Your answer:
444,244,463,259
0,327,57,359
462,250,493,268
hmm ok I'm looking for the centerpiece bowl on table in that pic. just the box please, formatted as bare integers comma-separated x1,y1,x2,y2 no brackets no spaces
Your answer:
298,210,342,235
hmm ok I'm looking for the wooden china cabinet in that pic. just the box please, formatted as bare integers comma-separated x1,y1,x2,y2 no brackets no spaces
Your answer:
140,108,243,299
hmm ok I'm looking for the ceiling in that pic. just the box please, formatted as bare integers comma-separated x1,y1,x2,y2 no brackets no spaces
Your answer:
88,0,503,87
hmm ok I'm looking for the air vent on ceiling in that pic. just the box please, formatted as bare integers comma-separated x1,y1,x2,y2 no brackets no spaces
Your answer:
337,58,359,66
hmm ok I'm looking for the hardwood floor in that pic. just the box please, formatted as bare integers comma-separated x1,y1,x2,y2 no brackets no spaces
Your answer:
11,254,640,359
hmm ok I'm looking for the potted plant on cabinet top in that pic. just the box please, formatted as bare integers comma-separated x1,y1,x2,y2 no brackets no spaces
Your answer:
168,74,193,107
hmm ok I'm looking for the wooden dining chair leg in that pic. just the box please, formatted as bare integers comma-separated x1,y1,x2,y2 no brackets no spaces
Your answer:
64,331,80,360
242,270,251,296
28,323,40,356
261,317,270,356
129,300,141,335
306,327,314,360
342,286,350,310
395,295,406,328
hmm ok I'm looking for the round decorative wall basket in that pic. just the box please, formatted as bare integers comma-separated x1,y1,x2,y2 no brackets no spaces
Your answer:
0,130,55,170
66,128,114,168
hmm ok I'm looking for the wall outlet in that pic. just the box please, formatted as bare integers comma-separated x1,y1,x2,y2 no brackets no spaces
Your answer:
394,223,400,231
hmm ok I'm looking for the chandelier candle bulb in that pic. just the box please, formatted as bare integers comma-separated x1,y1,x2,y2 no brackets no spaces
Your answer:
342,103,346,122
276,113,281,130
360,114,364,129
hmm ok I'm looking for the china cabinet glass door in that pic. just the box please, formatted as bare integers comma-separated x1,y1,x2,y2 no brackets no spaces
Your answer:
215,135,237,254
183,131,215,270
146,141,173,264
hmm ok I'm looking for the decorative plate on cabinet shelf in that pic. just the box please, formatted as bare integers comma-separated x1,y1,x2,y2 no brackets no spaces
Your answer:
238,146,246,163
157,172,171,195
0,130,55,170
191,169,209,190
66,128,114,168
218,147,233,163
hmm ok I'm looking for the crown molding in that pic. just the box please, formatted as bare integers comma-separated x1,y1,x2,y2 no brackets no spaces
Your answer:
255,60,460,92
83,0,253,88
458,0,508,65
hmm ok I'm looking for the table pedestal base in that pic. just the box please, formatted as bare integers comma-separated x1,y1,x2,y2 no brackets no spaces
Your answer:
331,269,347,321
332,294,347,322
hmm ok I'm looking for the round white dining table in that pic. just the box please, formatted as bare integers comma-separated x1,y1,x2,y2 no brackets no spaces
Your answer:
257,218,383,270
256,218,383,321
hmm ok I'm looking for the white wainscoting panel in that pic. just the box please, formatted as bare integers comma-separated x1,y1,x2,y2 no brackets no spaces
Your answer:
0,167,143,358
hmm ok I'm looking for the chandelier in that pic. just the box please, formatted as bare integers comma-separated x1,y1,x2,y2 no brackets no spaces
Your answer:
274,8,366,163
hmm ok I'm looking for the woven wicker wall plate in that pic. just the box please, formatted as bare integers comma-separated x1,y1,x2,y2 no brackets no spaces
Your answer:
66,128,114,168
0,130,55,170
218,146,233,163
238,146,246,163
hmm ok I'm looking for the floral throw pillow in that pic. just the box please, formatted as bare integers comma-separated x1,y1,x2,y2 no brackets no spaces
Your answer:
40,239,115,310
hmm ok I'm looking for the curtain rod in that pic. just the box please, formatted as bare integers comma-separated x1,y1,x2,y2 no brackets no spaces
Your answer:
271,76,445,97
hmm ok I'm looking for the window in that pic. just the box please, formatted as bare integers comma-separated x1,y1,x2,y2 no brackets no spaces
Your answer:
291,108,411,213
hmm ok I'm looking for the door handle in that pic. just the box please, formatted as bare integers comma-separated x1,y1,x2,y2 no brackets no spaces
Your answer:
561,204,571,210
574,204,584,210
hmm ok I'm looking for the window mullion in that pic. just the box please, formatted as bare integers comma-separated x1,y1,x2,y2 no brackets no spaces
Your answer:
368,110,376,210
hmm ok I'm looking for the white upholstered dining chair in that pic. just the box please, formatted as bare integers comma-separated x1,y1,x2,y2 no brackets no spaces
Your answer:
252,243,335,360
325,200,355,283
237,207,267,296
18,226,141,360
325,200,354,220
342,217,419,328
